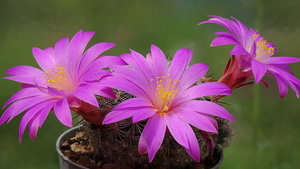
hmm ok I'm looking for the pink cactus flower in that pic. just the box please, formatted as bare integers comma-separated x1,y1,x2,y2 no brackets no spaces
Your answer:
101,45,235,162
199,15,300,98
1,30,124,141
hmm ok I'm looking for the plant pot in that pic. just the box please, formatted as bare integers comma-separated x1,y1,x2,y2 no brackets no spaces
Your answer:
56,126,224,169
56,126,89,169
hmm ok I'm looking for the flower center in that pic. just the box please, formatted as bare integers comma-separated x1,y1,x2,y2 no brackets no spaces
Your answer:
253,33,275,62
152,74,180,115
44,64,75,92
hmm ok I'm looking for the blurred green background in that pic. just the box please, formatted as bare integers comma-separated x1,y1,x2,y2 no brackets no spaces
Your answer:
0,0,300,168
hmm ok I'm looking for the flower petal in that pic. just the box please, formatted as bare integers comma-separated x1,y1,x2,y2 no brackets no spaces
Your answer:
27,101,55,140
72,85,99,107
78,43,116,74
132,108,157,123
5,65,44,76
102,109,134,124
18,101,51,142
67,31,95,63
175,109,218,133
32,47,54,71
272,72,289,98
269,66,300,98
199,16,252,48
183,100,235,121
54,37,69,63
265,57,300,65
109,65,150,93
148,45,168,74
230,45,251,56
103,98,155,124
3,87,46,108
85,56,126,72
140,114,166,162
27,114,40,140
100,76,149,99
4,65,46,86
53,98,72,127
164,113,189,148
47,86,68,97
110,64,158,99
182,123,201,162
168,48,192,79
199,15,258,58
37,102,54,128
113,98,153,110
124,50,156,80
210,34,238,47
0,96,53,125
138,133,148,154
79,69,110,82
173,82,232,106
95,86,116,99
118,52,158,95
251,59,267,83
177,63,209,90
66,31,95,78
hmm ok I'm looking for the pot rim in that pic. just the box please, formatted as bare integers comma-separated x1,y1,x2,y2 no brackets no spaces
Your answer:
212,150,223,169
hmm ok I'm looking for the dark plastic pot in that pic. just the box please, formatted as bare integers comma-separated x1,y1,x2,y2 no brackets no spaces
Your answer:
56,126,223,169
212,150,224,169
56,126,88,169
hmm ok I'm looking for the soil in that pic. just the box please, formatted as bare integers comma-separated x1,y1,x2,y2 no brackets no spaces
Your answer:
60,130,222,169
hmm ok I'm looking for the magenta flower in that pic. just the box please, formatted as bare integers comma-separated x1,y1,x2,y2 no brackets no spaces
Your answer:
199,15,300,98
101,45,235,162
1,30,124,141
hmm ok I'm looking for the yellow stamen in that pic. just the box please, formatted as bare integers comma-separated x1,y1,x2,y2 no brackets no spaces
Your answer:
44,63,74,92
154,74,180,115
253,32,275,62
